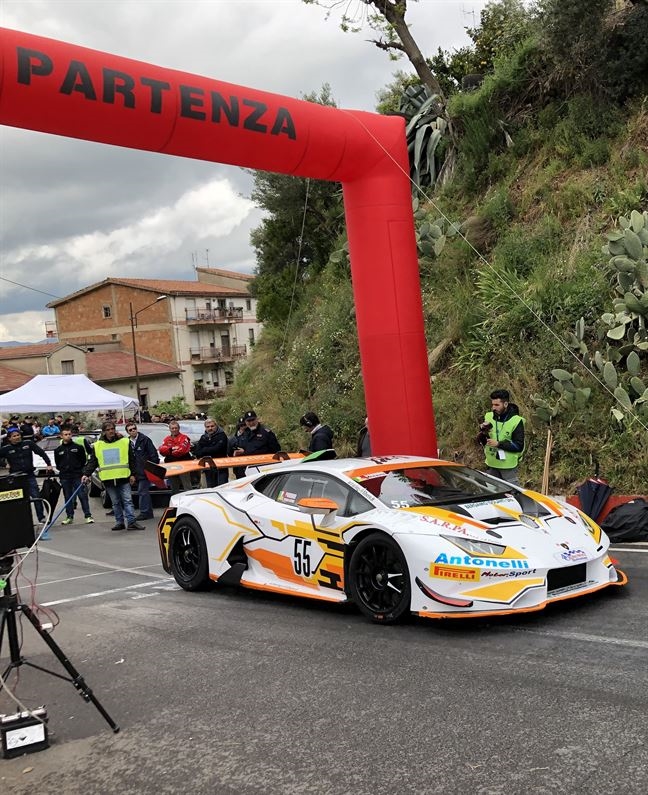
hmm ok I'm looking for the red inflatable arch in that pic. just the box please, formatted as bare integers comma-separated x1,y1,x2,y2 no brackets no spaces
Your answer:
0,28,437,456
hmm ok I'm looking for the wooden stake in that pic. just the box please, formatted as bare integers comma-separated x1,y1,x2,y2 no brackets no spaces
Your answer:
541,428,554,495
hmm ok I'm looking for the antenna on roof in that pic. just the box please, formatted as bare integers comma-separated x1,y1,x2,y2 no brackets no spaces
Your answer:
205,249,210,268
461,4,477,27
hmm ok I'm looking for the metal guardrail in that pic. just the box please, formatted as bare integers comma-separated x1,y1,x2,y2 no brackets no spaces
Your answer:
194,386,227,401
185,307,245,323
188,344,247,362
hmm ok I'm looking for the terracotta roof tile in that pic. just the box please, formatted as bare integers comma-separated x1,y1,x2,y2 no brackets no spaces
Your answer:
195,267,254,281
0,342,65,360
0,364,33,393
48,277,252,307
114,278,250,296
87,350,181,382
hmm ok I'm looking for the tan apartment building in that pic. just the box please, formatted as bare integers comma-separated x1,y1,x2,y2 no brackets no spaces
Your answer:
47,269,262,410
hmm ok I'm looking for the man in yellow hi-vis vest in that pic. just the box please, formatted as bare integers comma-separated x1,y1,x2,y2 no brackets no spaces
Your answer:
477,389,526,486
81,421,144,531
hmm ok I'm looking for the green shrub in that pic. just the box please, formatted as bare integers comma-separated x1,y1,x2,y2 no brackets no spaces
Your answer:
481,187,515,232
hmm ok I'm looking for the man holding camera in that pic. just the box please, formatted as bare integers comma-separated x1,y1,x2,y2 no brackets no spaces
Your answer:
477,389,525,486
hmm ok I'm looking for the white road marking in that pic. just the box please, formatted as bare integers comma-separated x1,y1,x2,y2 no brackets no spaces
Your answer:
37,548,166,579
514,628,648,649
37,564,164,586
42,578,173,606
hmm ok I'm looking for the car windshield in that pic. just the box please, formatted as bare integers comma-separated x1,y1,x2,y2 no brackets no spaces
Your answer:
356,464,547,518
38,437,61,451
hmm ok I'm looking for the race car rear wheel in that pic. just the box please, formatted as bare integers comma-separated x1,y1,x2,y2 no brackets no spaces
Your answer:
169,516,212,591
348,533,411,624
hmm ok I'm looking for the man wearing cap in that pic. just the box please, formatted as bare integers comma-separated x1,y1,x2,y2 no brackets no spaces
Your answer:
234,411,281,463
0,427,54,524
81,421,144,531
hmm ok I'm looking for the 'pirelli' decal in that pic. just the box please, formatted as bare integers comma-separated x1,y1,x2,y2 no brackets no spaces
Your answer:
431,564,479,581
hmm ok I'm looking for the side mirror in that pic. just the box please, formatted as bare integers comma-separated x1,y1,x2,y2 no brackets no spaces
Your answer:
297,497,339,516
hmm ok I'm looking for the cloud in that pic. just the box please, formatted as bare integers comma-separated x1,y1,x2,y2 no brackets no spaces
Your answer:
0,310,54,343
0,0,485,342
2,177,256,303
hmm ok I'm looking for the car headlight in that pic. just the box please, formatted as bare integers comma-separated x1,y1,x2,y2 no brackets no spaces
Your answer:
440,535,507,557
577,510,602,544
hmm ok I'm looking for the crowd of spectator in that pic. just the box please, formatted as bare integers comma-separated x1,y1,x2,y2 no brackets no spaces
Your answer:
1,406,361,530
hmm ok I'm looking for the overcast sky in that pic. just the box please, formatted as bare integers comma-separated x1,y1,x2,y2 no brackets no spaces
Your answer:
0,0,485,342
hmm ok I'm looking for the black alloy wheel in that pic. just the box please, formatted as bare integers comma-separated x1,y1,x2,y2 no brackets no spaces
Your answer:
169,516,212,591
348,532,411,624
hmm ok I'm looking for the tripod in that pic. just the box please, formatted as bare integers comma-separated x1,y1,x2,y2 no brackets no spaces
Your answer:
0,555,119,733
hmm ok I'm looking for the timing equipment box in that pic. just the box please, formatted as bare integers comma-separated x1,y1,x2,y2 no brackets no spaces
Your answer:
0,473,35,555
1,708,49,758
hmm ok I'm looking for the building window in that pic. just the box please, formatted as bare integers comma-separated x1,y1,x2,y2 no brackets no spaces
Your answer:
248,328,255,346
102,305,112,318
225,369,234,385
246,299,252,311
61,360,75,374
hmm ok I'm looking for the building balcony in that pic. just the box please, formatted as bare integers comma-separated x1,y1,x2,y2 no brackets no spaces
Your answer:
194,386,226,403
189,344,247,363
186,307,245,325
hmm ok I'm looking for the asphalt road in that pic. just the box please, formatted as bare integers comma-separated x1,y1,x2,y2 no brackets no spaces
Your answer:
1,498,647,795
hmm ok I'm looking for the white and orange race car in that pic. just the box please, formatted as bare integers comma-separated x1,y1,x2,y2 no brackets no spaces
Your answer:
157,455,627,623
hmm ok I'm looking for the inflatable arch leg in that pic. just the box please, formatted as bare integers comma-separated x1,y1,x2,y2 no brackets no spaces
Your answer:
0,28,437,455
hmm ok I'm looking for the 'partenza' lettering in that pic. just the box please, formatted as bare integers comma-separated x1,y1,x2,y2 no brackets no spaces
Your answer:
15,47,297,140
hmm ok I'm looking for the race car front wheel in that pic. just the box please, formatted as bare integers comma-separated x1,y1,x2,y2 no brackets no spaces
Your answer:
348,533,411,624
169,516,212,591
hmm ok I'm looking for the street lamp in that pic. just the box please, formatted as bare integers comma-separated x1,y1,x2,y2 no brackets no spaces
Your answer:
129,295,167,418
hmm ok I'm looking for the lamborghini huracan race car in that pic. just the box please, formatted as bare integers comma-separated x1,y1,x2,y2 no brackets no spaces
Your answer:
157,455,627,623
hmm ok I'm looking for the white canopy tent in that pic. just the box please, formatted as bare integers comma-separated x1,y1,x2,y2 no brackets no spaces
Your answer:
0,374,139,415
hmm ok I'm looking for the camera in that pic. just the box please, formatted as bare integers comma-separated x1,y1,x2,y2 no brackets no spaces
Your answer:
479,422,492,432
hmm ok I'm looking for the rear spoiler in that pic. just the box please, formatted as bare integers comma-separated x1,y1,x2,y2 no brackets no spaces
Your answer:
145,449,337,480
243,448,337,476
144,451,304,480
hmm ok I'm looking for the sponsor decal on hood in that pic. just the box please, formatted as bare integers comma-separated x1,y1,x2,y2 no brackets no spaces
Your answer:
434,553,530,569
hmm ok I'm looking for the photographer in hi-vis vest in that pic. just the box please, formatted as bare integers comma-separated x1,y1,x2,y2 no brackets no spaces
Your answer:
477,389,526,487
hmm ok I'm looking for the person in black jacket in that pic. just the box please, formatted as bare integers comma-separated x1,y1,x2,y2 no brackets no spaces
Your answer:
19,416,35,440
233,411,280,474
299,412,334,453
195,418,228,487
228,417,247,479
0,427,54,523
54,428,94,525
125,422,160,520
356,417,371,457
